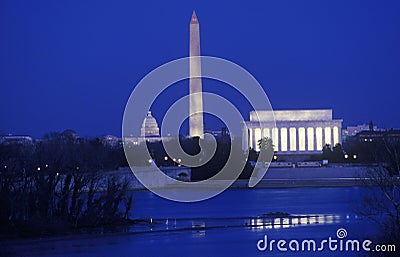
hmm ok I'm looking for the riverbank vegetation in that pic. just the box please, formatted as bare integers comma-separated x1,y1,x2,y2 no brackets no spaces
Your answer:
0,131,132,237
356,137,400,256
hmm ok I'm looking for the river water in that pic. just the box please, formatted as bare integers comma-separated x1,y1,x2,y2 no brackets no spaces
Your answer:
1,187,382,257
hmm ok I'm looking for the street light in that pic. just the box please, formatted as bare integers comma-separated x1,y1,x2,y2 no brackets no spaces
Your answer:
164,156,168,161
344,154,349,159
37,167,41,171
353,154,357,159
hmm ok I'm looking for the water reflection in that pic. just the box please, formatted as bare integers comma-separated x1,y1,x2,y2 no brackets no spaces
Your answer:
123,213,361,235
246,214,352,231
191,221,206,238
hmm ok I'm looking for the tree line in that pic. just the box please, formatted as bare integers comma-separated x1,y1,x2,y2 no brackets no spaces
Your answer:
0,131,131,237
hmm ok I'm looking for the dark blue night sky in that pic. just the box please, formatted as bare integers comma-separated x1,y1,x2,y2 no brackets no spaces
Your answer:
1,0,399,138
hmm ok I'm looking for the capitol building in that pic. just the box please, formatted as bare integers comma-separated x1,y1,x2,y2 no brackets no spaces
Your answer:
141,111,160,138
122,111,163,145
242,109,342,154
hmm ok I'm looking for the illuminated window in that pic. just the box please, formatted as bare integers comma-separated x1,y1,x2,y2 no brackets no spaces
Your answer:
263,128,270,139
289,127,297,151
298,127,306,151
255,128,261,151
316,127,323,150
333,126,339,145
307,127,314,151
325,127,332,146
280,128,288,152
272,128,279,151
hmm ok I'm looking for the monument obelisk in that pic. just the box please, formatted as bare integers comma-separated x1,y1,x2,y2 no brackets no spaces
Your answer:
189,11,204,138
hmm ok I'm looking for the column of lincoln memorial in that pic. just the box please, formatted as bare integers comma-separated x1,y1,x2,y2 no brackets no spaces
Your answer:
242,109,342,154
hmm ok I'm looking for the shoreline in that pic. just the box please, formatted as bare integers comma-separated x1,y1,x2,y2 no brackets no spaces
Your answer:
126,166,376,190
232,178,368,188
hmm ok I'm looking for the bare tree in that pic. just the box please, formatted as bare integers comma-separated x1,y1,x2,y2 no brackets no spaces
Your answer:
358,138,400,256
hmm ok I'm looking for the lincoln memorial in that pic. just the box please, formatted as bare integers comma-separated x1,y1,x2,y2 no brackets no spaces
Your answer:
242,109,342,154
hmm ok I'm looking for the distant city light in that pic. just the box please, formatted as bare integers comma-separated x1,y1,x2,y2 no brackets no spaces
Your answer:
164,156,168,161
353,154,357,159
178,159,182,163
344,154,349,159
45,164,48,168
37,167,41,171
148,159,152,163
273,155,278,160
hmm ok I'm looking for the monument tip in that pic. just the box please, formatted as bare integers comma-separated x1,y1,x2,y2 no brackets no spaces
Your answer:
191,10,198,24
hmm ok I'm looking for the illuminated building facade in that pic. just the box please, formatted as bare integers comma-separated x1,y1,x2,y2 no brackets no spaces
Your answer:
141,111,160,138
242,109,342,154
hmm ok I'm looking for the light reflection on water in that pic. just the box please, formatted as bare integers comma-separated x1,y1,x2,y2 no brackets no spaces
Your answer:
124,213,360,235
191,221,206,238
247,214,350,231
153,213,361,238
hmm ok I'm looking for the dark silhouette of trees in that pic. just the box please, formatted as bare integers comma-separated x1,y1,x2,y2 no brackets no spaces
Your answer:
146,136,248,181
357,138,400,256
191,137,234,180
332,143,344,161
257,137,274,163
321,143,346,162
247,148,258,162
359,168,400,257
0,134,132,237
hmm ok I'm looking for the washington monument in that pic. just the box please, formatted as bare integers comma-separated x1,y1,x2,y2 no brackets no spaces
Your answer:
189,11,204,138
